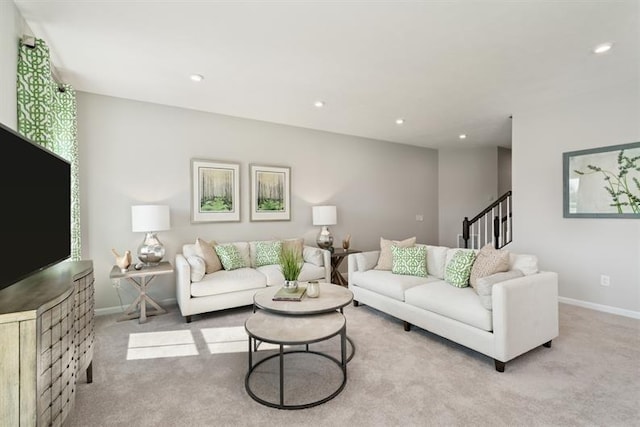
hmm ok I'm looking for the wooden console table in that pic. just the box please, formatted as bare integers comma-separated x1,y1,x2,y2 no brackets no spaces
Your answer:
0,260,94,426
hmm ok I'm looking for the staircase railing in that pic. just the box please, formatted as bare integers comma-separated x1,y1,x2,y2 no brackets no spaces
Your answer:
462,191,512,250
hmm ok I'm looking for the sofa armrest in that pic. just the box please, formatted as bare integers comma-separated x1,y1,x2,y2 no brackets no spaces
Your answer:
321,249,331,282
492,271,559,362
175,254,192,316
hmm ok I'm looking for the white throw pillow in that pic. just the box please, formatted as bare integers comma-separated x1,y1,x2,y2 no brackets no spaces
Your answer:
303,246,324,266
475,270,524,310
186,255,206,282
509,253,539,275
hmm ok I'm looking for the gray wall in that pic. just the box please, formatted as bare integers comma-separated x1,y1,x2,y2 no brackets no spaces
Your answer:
77,92,439,310
438,147,498,248
0,0,20,130
511,81,640,315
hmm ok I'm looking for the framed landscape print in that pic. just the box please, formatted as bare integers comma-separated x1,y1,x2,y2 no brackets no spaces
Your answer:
191,159,240,222
250,164,291,221
563,142,640,218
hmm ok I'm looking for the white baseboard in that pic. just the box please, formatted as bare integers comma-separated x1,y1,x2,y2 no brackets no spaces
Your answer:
95,297,177,317
559,296,640,320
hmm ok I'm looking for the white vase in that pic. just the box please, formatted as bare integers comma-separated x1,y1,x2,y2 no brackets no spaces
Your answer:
307,281,320,298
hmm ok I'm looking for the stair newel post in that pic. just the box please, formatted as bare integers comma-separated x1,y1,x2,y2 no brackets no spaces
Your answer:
462,217,470,248
493,216,500,249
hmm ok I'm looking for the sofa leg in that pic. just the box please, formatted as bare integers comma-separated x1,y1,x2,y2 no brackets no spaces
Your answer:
494,360,505,372
185,315,192,323
543,340,552,348
403,321,411,332
353,300,359,307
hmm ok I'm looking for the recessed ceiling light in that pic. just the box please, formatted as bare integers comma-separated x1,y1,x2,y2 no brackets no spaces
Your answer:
459,134,467,140
395,118,405,125
190,74,204,82
593,42,613,54
314,100,325,108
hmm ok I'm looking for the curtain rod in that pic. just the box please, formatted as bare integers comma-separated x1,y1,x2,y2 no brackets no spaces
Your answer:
21,34,66,92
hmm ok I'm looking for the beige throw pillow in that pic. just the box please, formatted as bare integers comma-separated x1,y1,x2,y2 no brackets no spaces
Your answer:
374,236,416,271
195,238,222,274
469,244,510,288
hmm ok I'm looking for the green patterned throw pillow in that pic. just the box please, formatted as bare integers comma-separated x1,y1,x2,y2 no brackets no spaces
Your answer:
255,240,282,267
444,250,477,287
391,245,428,277
214,244,247,271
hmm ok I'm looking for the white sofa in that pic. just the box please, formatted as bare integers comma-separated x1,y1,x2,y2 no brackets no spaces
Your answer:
176,240,331,322
347,244,559,371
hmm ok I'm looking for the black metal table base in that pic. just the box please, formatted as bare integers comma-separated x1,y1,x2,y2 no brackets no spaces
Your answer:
245,329,349,410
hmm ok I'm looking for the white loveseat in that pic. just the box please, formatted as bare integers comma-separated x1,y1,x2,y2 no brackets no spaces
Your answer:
347,244,559,371
176,240,330,322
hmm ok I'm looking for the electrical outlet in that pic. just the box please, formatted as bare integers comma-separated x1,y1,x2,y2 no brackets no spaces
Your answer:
600,275,610,287
112,279,120,289
415,214,424,222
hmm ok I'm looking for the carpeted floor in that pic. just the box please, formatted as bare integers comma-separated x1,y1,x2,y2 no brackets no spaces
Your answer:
65,302,640,426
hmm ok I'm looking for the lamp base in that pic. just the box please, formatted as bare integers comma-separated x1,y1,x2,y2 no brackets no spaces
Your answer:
137,232,165,265
316,226,334,251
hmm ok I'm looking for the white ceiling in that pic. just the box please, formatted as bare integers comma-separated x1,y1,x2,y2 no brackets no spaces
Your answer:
14,0,639,149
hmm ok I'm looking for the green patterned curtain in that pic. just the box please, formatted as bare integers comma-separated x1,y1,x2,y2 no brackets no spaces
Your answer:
17,38,81,260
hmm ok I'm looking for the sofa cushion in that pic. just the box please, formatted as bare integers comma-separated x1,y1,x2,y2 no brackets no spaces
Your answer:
404,280,493,331
255,240,282,267
375,236,416,270
351,270,434,301
469,244,510,288
186,255,206,282
425,245,449,279
476,270,524,310
257,263,326,286
391,245,427,277
444,249,477,287
355,251,380,272
190,268,267,297
214,244,247,271
195,238,222,274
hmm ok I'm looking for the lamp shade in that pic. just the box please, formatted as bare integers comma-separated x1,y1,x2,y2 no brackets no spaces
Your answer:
312,205,337,226
131,205,170,232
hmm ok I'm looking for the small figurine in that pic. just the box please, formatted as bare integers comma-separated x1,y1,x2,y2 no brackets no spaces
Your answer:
111,248,132,273
342,234,351,251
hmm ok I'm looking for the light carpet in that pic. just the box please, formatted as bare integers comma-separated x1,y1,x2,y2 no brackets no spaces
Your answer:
65,302,640,426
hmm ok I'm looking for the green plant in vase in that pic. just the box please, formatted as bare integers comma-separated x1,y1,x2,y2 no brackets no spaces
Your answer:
279,247,303,292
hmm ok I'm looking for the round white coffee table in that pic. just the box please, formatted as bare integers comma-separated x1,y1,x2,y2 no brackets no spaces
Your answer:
253,282,353,314
245,283,354,409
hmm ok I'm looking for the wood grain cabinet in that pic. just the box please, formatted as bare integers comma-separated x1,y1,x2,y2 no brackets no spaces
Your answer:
0,260,94,427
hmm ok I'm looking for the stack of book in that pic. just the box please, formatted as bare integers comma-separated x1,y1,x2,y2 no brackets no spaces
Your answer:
272,285,307,301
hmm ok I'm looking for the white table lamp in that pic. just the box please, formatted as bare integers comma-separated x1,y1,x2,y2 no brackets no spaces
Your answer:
131,205,170,265
312,205,337,251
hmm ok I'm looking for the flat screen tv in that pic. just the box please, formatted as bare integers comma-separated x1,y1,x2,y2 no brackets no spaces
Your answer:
0,122,71,292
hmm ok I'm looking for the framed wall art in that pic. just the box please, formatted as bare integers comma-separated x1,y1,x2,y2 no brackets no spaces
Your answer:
250,164,291,221
191,159,240,222
563,142,640,218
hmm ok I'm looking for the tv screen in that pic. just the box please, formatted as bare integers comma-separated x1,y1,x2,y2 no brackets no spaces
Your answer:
0,122,71,291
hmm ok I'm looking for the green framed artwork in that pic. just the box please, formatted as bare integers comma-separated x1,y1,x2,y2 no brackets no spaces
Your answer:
563,142,640,218
250,164,291,221
191,159,240,222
